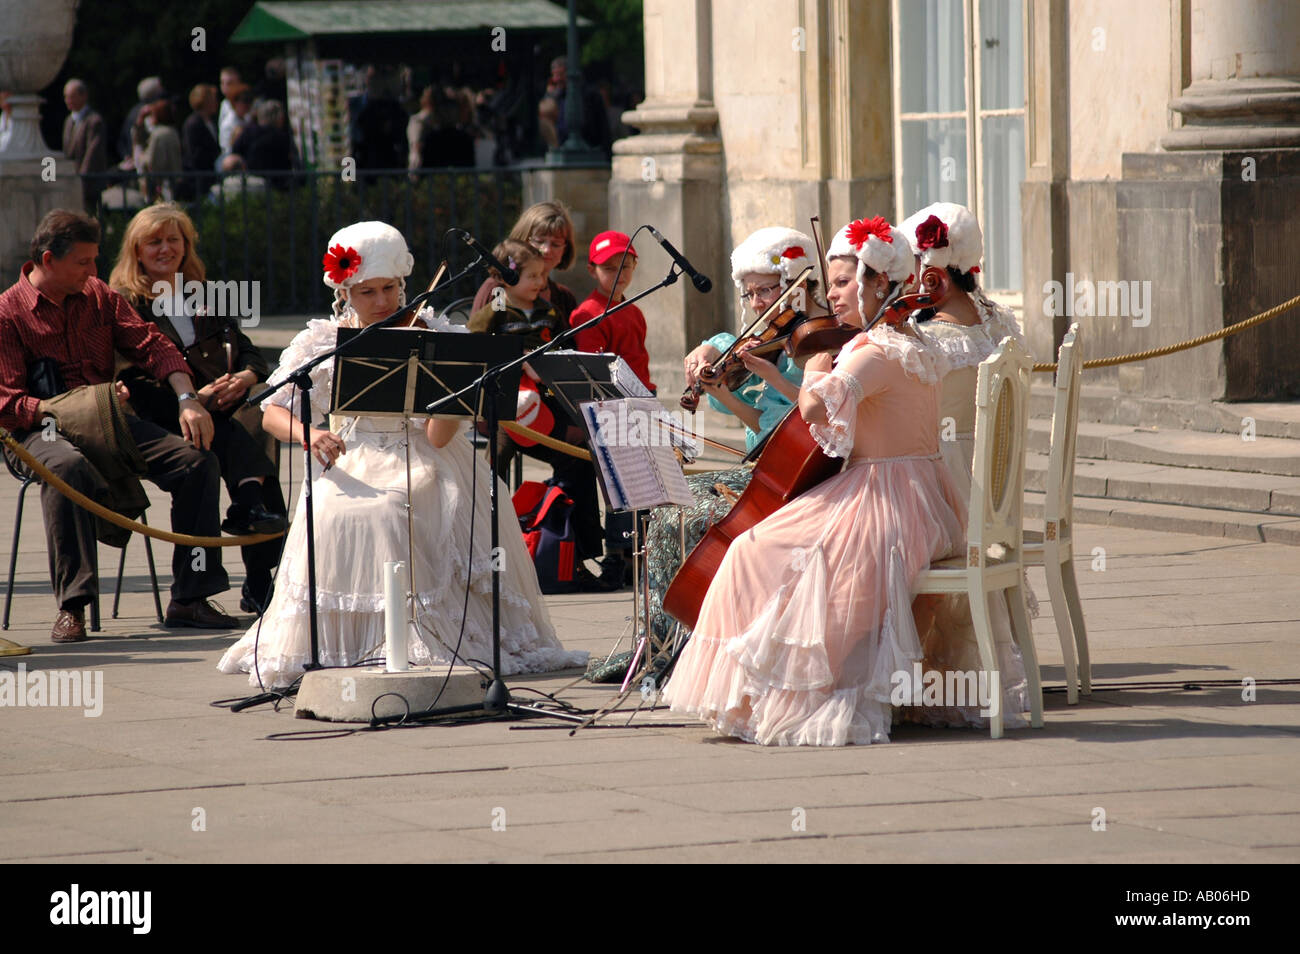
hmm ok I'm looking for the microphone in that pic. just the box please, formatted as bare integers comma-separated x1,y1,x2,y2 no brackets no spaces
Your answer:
455,229,518,286
647,226,712,293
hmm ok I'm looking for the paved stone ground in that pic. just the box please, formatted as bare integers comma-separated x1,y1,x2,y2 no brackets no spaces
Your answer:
2,441,1297,864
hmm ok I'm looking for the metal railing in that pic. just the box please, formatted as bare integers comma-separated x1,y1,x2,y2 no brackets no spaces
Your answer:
81,166,532,315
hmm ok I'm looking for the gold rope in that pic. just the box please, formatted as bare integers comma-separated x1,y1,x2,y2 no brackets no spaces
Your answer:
1,426,284,548
1032,292,1300,372
499,421,593,460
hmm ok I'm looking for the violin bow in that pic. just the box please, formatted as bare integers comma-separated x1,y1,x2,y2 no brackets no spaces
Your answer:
810,215,832,312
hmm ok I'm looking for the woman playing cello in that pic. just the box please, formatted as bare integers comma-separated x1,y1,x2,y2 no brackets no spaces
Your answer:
663,217,1020,745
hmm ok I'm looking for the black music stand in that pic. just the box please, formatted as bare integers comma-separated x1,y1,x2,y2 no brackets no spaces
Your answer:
332,327,522,422
526,351,652,425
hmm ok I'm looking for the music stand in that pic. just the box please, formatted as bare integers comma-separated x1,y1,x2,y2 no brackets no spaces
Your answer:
332,327,522,421
526,351,651,423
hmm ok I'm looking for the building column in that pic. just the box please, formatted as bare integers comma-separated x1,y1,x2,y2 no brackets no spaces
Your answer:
609,0,723,402
1113,0,1300,401
1161,0,1300,150
1019,0,1070,364
0,0,84,280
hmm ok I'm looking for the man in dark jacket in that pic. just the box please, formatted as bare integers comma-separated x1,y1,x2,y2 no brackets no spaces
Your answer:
61,80,108,210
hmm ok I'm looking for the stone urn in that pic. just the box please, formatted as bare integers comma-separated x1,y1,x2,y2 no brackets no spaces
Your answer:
0,0,80,158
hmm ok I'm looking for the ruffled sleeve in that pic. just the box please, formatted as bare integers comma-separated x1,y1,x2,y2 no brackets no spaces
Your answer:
977,296,1029,352
803,368,864,458
260,319,339,421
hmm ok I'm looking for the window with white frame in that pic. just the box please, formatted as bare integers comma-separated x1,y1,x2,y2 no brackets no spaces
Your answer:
892,0,1026,294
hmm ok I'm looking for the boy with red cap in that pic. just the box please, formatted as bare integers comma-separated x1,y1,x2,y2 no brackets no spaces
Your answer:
568,230,654,393
568,230,654,586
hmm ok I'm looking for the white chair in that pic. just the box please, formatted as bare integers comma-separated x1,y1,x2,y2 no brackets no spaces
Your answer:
1023,323,1090,703
915,337,1044,739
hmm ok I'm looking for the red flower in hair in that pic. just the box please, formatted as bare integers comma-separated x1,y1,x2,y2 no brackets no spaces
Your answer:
323,245,362,284
914,215,949,251
845,216,893,249
781,245,807,260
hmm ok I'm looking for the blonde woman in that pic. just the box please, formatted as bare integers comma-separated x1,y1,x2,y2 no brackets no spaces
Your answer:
109,202,285,611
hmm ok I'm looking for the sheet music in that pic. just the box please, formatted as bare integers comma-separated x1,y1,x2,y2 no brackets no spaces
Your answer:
609,356,653,398
582,399,696,511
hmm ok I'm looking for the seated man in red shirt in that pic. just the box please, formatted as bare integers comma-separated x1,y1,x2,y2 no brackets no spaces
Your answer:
568,230,654,587
0,210,237,642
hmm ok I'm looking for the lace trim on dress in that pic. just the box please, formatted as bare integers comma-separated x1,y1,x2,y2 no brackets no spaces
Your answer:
804,371,858,458
863,324,945,384
919,296,1030,371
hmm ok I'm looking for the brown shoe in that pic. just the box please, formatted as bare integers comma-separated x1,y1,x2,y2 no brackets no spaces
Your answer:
51,609,87,643
164,598,238,629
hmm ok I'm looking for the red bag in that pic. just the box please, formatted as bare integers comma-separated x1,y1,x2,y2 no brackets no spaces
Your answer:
512,479,579,593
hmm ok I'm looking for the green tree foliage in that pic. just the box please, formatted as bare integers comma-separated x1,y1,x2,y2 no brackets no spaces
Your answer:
576,0,644,89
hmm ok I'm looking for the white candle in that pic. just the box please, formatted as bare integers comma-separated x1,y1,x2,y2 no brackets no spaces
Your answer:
384,561,409,672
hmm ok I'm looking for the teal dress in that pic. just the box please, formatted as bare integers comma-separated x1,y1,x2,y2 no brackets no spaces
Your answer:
703,331,804,451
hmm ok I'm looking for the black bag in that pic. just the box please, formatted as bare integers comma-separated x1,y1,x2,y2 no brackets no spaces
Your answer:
27,357,66,400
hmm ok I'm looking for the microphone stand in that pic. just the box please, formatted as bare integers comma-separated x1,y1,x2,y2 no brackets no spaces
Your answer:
230,255,494,710
382,259,692,726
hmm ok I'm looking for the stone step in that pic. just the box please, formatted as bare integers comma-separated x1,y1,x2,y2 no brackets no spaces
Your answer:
1023,490,1300,547
1026,453,1300,515
1029,381,1300,440
1027,419,1300,476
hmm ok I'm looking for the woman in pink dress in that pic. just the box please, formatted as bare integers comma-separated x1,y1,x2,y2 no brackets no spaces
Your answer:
664,217,971,746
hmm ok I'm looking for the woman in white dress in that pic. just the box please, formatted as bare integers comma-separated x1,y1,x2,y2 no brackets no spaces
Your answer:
896,202,1033,724
219,221,587,687
901,202,1031,502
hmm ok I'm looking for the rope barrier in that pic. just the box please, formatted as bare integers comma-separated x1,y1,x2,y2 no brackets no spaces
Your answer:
0,426,284,548
1031,291,1300,373
499,421,593,460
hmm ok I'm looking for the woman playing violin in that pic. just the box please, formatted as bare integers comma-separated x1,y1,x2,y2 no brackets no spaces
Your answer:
682,227,823,451
664,216,1027,745
894,202,1034,723
636,229,823,654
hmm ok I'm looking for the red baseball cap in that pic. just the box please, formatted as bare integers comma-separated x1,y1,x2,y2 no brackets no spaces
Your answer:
588,230,636,265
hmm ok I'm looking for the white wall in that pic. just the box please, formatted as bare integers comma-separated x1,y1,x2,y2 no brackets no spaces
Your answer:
1068,0,1176,180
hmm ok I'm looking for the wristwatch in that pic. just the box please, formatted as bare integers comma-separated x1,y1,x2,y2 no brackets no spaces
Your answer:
176,391,200,403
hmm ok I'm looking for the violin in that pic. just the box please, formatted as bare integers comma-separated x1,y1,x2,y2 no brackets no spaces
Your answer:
866,265,954,332
788,263,958,361
680,265,820,411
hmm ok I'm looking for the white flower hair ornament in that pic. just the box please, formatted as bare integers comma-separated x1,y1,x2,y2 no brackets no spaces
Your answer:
730,226,815,291
899,201,983,275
